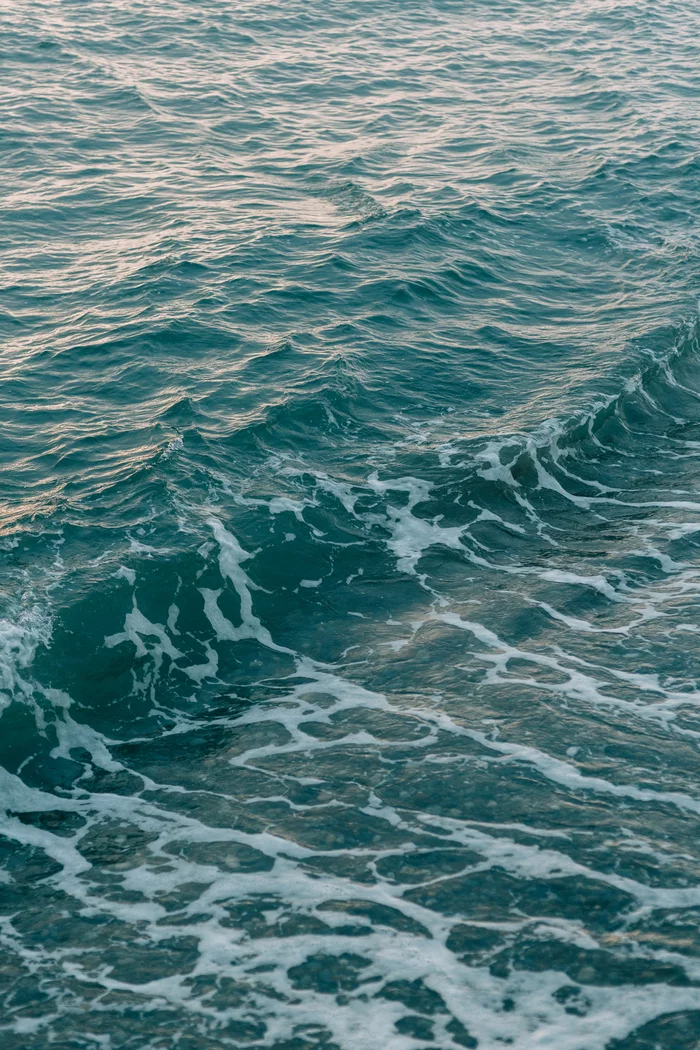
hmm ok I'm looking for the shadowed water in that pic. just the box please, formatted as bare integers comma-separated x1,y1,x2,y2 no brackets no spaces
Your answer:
2,1,700,1048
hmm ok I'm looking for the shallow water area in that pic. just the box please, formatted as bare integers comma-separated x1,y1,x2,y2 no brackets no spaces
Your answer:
2,1,700,1048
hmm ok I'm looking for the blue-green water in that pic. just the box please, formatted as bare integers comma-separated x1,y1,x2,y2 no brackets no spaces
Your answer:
3,1,700,1047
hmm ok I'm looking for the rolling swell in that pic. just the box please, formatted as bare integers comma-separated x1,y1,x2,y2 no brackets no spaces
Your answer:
3,320,700,1048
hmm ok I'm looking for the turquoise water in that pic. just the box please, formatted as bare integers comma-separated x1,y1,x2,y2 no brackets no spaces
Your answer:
3,1,700,1047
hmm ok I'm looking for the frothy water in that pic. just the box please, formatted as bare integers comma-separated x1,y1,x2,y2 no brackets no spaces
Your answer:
3,1,700,1048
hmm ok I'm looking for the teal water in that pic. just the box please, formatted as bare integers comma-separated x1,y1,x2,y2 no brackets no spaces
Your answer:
3,2,700,1047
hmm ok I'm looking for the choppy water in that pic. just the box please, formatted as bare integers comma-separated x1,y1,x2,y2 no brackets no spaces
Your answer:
3,1,700,1047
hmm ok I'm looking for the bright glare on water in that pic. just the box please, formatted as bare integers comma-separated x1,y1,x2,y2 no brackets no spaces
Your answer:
2,1,700,1048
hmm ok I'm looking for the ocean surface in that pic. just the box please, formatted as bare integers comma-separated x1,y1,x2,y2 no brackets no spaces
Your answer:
2,1,700,1047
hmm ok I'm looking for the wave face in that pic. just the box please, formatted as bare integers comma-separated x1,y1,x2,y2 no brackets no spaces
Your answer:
3,2,700,1047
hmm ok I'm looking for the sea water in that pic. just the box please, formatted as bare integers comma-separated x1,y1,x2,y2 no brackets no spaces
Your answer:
2,1,700,1047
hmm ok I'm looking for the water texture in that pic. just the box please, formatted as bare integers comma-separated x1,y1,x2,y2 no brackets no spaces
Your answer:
2,1,700,1047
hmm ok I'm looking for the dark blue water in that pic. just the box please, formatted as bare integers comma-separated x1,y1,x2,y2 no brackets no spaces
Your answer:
3,2,700,1047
